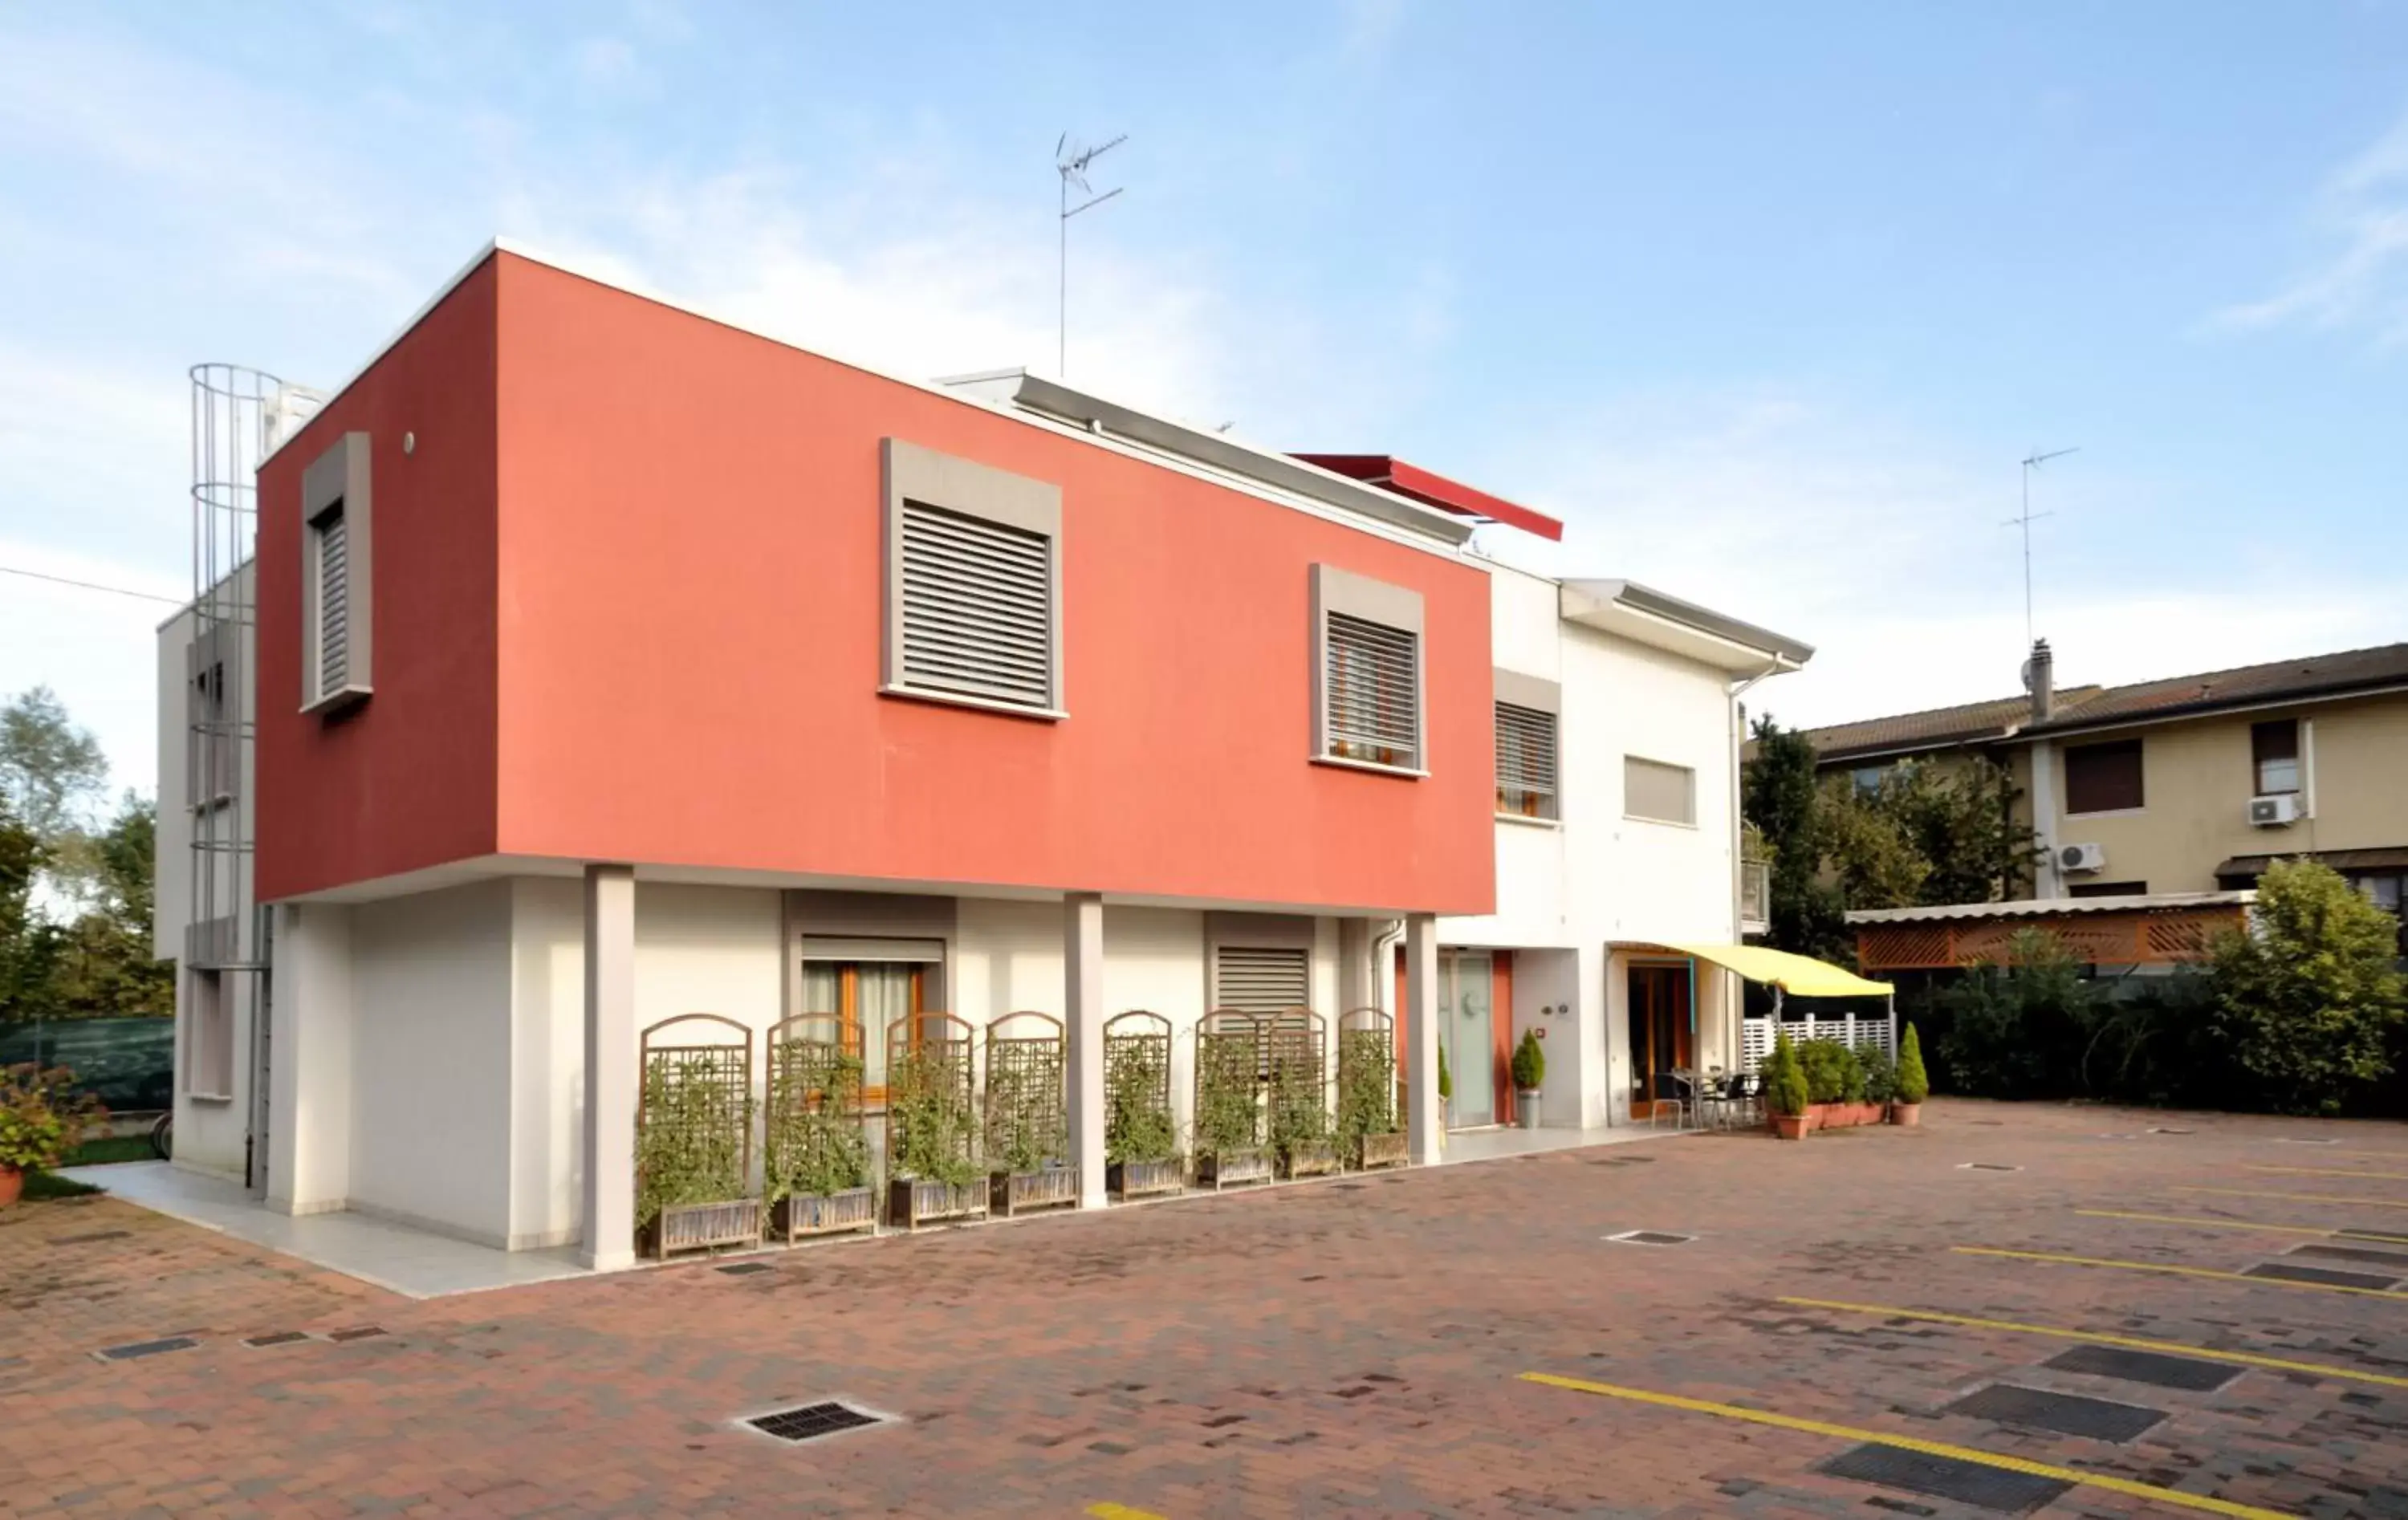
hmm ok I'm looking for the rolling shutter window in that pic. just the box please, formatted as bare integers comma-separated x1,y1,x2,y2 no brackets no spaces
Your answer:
1214,945,1310,1014
1624,756,1695,825
1324,612,1419,768
897,499,1055,709
316,506,350,697
1495,701,1559,819
2065,738,2144,814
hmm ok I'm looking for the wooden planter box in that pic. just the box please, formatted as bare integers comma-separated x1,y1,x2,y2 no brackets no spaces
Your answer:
1353,1131,1409,1170
771,1186,878,1241
1194,1148,1272,1190
990,1166,1080,1217
889,1177,989,1229
1279,1140,1340,1180
646,1197,763,1259
1107,1157,1185,1201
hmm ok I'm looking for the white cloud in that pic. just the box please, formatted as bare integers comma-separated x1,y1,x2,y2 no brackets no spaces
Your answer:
2215,108,2408,347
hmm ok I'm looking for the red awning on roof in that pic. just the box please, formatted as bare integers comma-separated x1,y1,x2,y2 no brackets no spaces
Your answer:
1291,453,1563,542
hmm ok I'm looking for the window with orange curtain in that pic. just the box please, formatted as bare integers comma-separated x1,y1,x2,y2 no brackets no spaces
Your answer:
798,961,925,1108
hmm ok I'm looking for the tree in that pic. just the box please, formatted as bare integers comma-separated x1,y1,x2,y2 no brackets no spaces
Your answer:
0,687,108,902
2211,860,2408,1116
0,799,59,1021
1744,717,1849,960
1817,776,1928,910
1934,929,2095,1098
1887,756,2036,904
39,795,172,1021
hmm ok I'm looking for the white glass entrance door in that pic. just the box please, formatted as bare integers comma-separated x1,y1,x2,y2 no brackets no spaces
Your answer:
1442,951,1495,1128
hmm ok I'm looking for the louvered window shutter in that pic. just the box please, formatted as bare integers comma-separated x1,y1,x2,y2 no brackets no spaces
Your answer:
1214,945,1310,1013
1495,701,1559,819
897,499,1055,709
317,506,350,697
1324,612,1419,767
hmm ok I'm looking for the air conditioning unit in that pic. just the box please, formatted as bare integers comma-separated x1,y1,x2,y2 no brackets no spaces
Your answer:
2247,795,2302,827
2058,842,2108,875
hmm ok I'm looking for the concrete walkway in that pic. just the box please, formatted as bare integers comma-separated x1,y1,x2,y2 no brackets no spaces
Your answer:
55,1161,589,1299
1437,1119,1696,1166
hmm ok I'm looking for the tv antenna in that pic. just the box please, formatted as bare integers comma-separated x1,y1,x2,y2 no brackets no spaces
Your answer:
1056,132,1127,377
2006,445,2077,648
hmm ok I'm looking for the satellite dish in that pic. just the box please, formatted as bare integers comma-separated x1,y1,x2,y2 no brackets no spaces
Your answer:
2020,657,2034,692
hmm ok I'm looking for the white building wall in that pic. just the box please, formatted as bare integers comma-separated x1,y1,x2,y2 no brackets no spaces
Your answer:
508,876,584,1249
348,881,514,1246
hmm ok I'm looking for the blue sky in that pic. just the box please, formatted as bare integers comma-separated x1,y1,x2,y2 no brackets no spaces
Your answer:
4,2,2406,795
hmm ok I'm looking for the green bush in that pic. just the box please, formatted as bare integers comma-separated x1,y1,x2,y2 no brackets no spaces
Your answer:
0,1063,104,1173
1936,929,2094,1098
1104,1032,1178,1165
1194,1026,1262,1157
1510,1030,1545,1091
1894,1023,1929,1105
2211,860,2408,1116
1764,1031,1809,1117
1839,1045,1868,1103
1798,1038,1849,1104
1335,1027,1397,1149
634,1054,754,1227
887,1045,980,1188
763,1043,868,1205
1863,1053,1897,1105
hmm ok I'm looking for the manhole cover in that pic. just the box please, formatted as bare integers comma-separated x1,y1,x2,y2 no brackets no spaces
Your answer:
1958,1162,2021,1172
2244,1261,2400,1290
93,1337,197,1362
1603,1229,1695,1246
716,1262,775,1276
2289,1242,2408,1269
744,1400,889,1444
2042,1344,2241,1392
1820,1444,2070,1514
1944,1384,2166,1443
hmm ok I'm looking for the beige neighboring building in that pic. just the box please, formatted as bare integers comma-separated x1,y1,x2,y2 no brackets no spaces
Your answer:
1801,639,2408,946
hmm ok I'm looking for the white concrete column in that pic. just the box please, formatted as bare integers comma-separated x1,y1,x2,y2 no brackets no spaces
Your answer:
2031,740,2062,899
581,864,637,1271
1337,918,1373,1011
1064,892,1107,1209
266,901,354,1216
1404,912,1441,1164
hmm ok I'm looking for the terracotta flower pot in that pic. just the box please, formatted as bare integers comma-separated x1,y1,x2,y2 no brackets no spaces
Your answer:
1771,1113,1808,1140
1890,1102,1922,1128
0,1164,22,1209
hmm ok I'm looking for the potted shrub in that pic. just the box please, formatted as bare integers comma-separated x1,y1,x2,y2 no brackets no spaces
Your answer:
985,1015,1077,1217
1268,1016,1337,1180
1800,1038,1847,1128
1193,1018,1271,1189
1863,1051,1898,1128
1892,1024,1929,1126
1510,1030,1545,1129
634,1046,761,1258
1104,1014,1182,1198
1336,1016,1406,1169
887,1042,987,1228
0,1064,104,1208
763,1026,876,1240
1763,1033,1809,1140
1838,1045,1872,1127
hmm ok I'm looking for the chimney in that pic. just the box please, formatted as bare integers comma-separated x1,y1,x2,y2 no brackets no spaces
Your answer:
2028,638,2055,725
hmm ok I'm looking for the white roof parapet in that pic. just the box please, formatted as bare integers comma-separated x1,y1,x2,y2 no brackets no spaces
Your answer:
1845,890,2256,925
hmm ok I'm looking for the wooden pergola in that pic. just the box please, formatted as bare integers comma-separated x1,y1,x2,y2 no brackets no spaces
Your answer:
1851,892,2253,972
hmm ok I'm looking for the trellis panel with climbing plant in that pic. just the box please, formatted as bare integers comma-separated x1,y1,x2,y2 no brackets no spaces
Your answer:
1104,1010,1180,1199
1337,1006,1408,1169
1193,1009,1271,1189
763,1012,877,1240
636,1013,761,1258
885,1010,986,1228
1267,1006,1336,1178
985,1011,1076,1215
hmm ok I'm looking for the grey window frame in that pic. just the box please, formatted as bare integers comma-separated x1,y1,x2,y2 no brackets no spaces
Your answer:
2251,718,2301,797
1493,667,1560,823
299,432,372,715
1310,563,1426,776
881,437,1065,719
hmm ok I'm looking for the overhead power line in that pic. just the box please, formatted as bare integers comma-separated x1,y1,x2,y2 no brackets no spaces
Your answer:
0,563,185,606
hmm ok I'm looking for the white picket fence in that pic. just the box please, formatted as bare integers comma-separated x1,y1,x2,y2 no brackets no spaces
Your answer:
1740,1015,1893,1075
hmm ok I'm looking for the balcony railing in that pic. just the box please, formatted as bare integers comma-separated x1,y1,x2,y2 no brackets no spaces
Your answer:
1739,859,1770,936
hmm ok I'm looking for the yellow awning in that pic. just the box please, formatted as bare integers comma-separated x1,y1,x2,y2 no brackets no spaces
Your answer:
1660,943,1893,998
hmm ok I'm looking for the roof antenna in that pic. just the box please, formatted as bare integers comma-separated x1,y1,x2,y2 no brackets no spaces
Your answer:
2007,446,2078,649
1056,132,1127,378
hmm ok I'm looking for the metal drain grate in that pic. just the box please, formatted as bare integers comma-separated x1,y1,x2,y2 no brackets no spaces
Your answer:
93,1336,197,1362
1958,1162,2022,1172
2273,1136,2341,1146
241,1331,312,1349
716,1262,775,1276
2244,1261,2401,1290
327,1326,388,1342
2042,1344,2241,1392
1820,1444,2071,1514
745,1400,887,1444
51,1229,132,1246
2148,1126,2194,1136
2288,1242,2408,1268
1943,1384,2167,1442
1603,1229,1695,1246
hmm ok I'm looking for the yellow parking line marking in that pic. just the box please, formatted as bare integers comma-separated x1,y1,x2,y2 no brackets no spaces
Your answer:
1777,1296,2408,1389
2176,1186,2408,1210
1087,1506,1168,1520
2075,1209,2337,1237
1520,1372,2292,1519
2247,1164,2408,1181
1953,1246,2408,1299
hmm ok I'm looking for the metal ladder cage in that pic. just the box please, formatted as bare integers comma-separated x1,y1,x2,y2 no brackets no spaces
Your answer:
763,1012,868,1198
1192,1009,1267,1156
982,1010,1068,1173
884,1010,978,1178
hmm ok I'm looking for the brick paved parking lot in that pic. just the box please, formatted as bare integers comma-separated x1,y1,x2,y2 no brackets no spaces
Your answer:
9,1101,2408,1518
